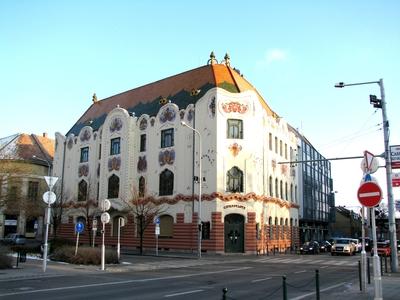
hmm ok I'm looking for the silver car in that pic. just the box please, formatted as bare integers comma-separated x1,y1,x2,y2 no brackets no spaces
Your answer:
331,238,356,256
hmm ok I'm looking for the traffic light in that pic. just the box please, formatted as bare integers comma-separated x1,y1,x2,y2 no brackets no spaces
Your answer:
370,94,382,108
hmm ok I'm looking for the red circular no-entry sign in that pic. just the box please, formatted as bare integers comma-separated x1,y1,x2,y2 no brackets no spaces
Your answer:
357,181,382,207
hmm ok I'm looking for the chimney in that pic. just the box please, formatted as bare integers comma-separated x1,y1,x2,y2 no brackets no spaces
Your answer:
43,132,48,138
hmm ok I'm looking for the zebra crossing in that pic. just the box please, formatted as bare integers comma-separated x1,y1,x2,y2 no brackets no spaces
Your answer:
257,256,358,267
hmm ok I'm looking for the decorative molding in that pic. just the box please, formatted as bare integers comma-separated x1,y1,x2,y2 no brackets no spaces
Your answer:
208,97,216,118
110,117,123,132
67,138,74,149
132,192,298,209
108,156,121,171
137,156,147,172
78,164,89,177
221,101,248,114
159,106,176,123
159,149,175,166
139,118,148,131
228,143,242,157
80,129,91,142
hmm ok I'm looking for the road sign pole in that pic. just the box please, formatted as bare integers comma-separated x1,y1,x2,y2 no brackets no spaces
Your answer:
361,206,367,293
371,208,383,300
75,232,80,256
117,218,121,261
42,204,50,272
101,220,105,271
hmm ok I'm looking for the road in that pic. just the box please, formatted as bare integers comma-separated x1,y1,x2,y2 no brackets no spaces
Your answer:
0,253,360,300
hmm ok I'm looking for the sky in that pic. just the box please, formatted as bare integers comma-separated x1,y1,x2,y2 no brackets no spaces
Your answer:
1,0,399,211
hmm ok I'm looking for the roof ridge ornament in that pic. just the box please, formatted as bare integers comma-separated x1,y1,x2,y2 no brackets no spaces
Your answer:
207,51,218,65
92,93,98,103
222,53,231,67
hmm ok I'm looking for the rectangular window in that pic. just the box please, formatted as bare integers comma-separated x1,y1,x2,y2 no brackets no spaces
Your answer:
280,140,283,156
110,137,121,155
269,133,273,150
275,137,278,154
227,119,243,139
202,221,210,240
285,144,288,159
98,144,102,159
28,181,39,201
161,128,174,148
80,147,89,163
140,134,146,152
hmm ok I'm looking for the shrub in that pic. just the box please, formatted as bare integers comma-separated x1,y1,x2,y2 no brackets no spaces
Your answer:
49,238,75,254
51,246,119,265
0,246,13,269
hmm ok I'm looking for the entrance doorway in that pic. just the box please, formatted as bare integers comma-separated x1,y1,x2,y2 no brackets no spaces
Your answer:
224,214,244,253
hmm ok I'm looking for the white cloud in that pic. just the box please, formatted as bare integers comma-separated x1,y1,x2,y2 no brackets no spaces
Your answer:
256,49,288,69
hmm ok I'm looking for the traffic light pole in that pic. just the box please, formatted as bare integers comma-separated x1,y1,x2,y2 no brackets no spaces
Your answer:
379,79,398,272
335,79,398,273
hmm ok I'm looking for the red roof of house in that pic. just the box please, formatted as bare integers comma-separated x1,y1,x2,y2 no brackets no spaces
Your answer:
67,62,278,135
0,133,55,164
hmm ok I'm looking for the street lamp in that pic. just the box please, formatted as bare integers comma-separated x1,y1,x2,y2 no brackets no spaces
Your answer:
32,155,52,272
181,121,202,258
335,79,398,273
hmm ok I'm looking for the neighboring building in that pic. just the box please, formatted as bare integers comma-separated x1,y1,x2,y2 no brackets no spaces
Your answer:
0,133,54,239
293,133,335,243
329,206,362,239
53,53,306,254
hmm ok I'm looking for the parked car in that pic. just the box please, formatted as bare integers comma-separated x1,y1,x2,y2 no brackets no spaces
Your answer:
331,238,356,256
372,241,391,257
319,240,332,252
1,233,26,245
300,241,320,254
358,237,372,252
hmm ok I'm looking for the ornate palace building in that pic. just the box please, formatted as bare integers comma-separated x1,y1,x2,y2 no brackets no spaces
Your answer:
53,53,301,254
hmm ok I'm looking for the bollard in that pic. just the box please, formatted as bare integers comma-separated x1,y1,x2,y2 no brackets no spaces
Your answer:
367,257,371,284
315,269,320,300
358,261,362,291
384,256,388,273
282,276,287,300
222,287,228,300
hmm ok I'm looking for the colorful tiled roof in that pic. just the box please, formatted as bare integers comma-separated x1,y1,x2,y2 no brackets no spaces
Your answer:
67,61,278,136
0,133,55,163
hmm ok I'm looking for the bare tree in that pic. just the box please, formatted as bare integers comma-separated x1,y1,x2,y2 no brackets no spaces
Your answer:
125,189,166,255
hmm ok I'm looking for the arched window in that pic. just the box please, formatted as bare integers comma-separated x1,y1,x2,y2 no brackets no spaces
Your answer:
139,176,145,197
285,218,288,226
78,180,88,202
280,218,284,226
108,174,120,199
290,184,293,201
275,217,278,225
226,166,243,193
285,182,288,200
159,169,174,196
159,215,174,237
269,176,273,197
275,178,278,198
269,217,273,225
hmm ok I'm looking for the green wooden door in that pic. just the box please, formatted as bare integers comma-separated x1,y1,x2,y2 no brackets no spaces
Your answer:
224,214,244,253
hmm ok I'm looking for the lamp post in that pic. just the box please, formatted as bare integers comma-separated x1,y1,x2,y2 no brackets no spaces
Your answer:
32,155,52,272
181,121,202,258
335,79,398,273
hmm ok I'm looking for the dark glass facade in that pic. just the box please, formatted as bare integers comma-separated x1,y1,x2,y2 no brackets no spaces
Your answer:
300,139,335,243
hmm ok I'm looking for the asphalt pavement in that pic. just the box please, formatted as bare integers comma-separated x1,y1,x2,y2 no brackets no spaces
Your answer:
0,252,399,299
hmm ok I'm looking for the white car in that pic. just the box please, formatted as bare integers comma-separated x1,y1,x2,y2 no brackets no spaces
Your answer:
331,238,356,256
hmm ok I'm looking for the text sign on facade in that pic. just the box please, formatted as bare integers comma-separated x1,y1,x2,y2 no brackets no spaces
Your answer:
357,181,382,207
392,172,400,187
390,145,400,169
